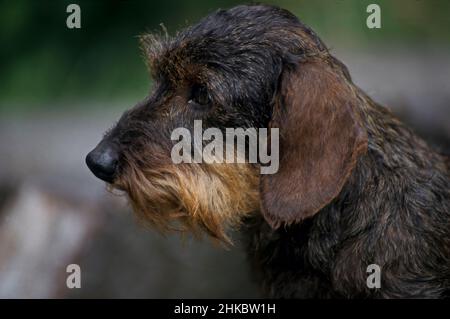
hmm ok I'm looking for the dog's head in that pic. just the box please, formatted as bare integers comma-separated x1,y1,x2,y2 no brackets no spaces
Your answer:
86,4,367,242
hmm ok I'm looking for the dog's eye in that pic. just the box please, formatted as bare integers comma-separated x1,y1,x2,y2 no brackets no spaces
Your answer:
189,84,210,107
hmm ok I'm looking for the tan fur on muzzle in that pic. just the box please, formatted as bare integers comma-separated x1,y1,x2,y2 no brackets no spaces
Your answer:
111,157,260,244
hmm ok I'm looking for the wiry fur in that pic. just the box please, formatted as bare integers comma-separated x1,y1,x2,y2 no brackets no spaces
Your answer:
88,4,450,298
113,151,259,244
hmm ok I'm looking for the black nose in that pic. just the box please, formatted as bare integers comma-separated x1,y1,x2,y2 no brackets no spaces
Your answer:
86,144,119,183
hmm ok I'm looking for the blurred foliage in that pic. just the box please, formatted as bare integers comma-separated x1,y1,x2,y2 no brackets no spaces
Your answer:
0,0,449,112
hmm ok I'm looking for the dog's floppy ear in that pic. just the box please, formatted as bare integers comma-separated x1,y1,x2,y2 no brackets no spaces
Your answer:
260,60,368,228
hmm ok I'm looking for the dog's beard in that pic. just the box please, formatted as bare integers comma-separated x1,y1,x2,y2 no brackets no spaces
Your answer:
111,157,260,244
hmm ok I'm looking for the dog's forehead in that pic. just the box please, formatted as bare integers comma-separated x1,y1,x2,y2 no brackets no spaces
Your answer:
139,4,328,93
141,6,314,78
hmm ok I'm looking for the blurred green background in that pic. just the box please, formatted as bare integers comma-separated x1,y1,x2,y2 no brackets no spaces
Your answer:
1,0,450,113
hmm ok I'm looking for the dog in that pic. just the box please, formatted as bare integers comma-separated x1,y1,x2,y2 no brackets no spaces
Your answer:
86,4,450,298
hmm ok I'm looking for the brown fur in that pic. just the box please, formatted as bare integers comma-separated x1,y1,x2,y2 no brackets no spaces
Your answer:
113,152,259,243
86,5,450,297
261,59,368,227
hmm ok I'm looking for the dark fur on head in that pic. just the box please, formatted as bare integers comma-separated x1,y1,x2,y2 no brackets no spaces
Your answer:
90,4,450,297
108,4,329,242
